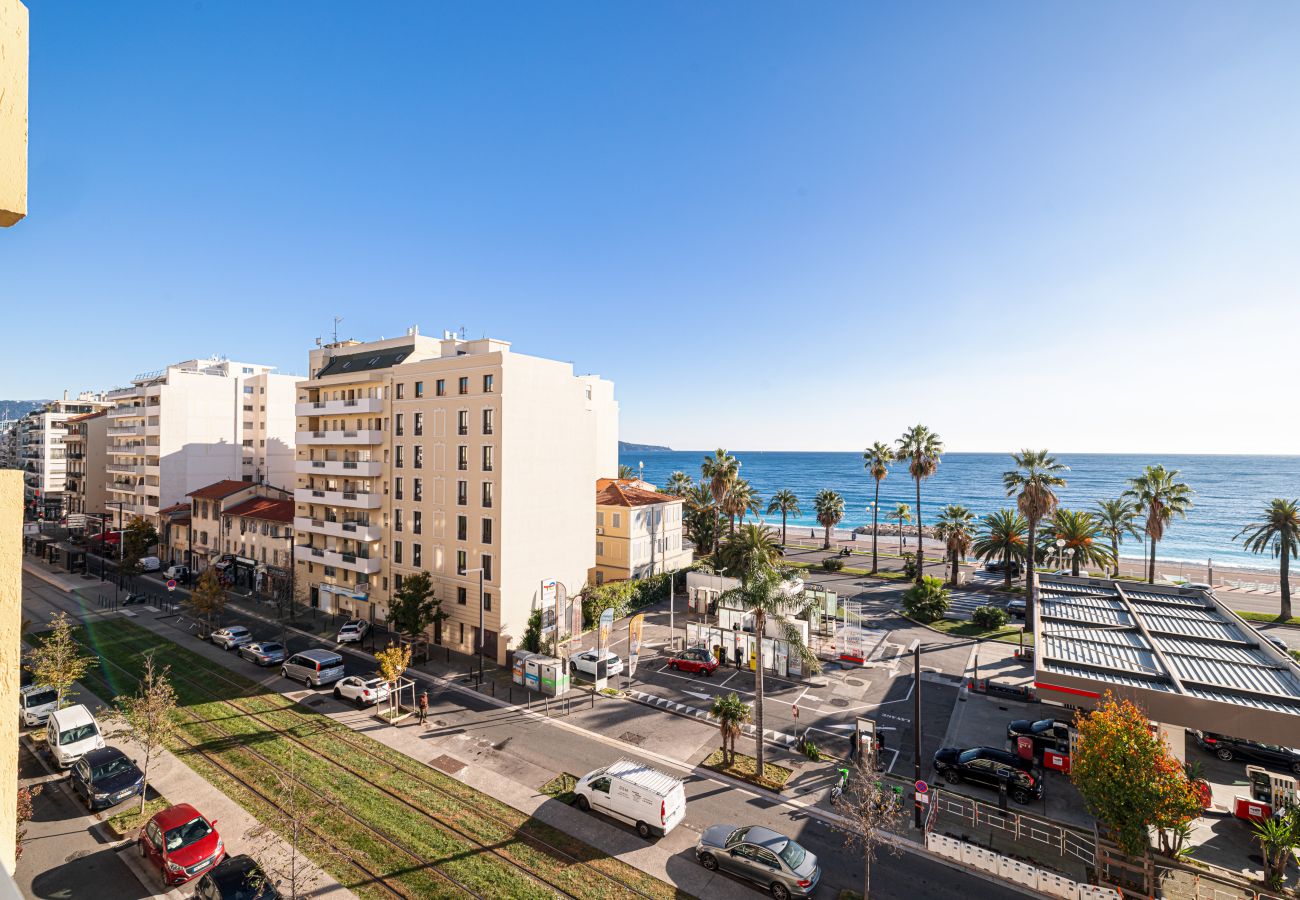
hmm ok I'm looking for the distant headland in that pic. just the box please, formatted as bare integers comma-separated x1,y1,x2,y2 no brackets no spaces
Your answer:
618,441,672,452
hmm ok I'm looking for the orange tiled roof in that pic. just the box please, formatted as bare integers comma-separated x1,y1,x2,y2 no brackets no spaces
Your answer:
158,502,189,515
222,496,294,524
595,478,677,508
187,480,252,500
66,410,107,423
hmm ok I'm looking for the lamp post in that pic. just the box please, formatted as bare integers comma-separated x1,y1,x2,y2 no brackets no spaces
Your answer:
465,567,486,686
106,500,127,603
1055,538,1065,572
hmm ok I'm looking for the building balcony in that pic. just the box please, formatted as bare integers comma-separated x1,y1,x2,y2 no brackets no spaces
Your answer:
107,406,146,420
107,425,144,437
294,544,382,574
295,459,383,477
294,487,383,509
106,463,144,475
105,385,142,401
297,429,384,446
295,397,384,416
294,516,384,542
144,465,160,478
107,482,137,495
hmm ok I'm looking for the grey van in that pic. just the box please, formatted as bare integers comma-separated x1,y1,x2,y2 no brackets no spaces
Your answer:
19,685,59,727
281,649,345,687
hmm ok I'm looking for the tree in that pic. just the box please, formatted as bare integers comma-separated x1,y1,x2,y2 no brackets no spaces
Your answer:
902,576,949,623
388,571,446,643
189,568,226,637
245,747,334,900
1123,464,1194,584
1095,498,1140,578
933,504,976,585
1003,450,1069,630
718,566,819,776
663,471,694,497
833,776,905,900
701,448,740,553
1039,508,1115,576
863,441,893,574
1253,805,1300,889
114,652,177,814
1236,498,1300,621
682,483,723,557
766,489,801,548
617,463,637,480
30,611,96,708
708,692,752,766
887,503,912,555
1071,694,1203,859
813,489,845,550
896,425,943,584
375,642,411,684
972,509,1028,590
720,478,761,534
521,609,543,653
717,523,781,577
122,515,159,560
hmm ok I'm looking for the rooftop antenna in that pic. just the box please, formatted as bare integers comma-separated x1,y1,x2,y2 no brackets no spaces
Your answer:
332,315,344,344
459,325,466,339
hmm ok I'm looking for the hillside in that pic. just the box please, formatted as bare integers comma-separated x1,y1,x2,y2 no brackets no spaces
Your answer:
0,400,46,421
618,440,672,452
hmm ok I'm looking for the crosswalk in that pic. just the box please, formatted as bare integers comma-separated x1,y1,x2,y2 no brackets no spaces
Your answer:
944,591,1005,621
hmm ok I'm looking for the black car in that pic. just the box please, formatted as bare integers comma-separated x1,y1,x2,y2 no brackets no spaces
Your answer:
984,560,1023,577
1006,718,1070,755
69,747,144,811
195,854,280,900
1195,732,1300,775
932,747,1043,804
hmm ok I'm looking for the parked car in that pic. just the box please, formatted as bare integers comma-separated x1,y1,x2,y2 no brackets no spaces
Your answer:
1265,635,1289,653
282,649,345,687
574,758,686,838
195,854,280,900
18,683,58,727
1006,718,1071,755
45,704,105,768
333,676,390,707
1194,732,1300,775
932,746,1043,804
571,650,623,679
984,560,1022,577
164,564,191,583
238,641,287,666
668,647,719,676
138,556,162,573
335,619,369,644
696,824,821,900
1006,599,1026,619
70,746,145,811
138,803,225,886
211,626,253,651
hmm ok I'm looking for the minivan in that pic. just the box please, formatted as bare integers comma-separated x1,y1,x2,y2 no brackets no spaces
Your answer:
46,704,105,768
19,684,59,727
282,649,345,687
574,758,686,838
139,556,162,573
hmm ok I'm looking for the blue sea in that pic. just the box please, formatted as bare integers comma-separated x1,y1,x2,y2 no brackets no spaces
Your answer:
619,451,1300,570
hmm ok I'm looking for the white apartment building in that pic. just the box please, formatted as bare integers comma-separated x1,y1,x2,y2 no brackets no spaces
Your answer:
18,393,112,519
62,410,109,523
104,358,297,524
293,329,618,664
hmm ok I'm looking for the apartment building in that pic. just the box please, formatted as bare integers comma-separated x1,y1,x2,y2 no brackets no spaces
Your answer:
592,478,692,584
62,410,108,523
104,358,297,525
18,393,112,519
293,329,618,664
183,479,291,579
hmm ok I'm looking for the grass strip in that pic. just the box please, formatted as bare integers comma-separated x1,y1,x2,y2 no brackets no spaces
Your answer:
541,773,579,804
700,749,791,792
924,618,1031,645
1233,610,1300,627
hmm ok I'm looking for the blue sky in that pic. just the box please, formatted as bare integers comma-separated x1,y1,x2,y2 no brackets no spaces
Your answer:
4,2,1299,453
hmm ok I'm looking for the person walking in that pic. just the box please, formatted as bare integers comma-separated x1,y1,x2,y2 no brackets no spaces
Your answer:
418,691,429,728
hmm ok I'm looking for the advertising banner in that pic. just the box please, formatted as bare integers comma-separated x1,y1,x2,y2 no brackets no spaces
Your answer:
596,607,615,689
627,614,645,678
541,579,558,634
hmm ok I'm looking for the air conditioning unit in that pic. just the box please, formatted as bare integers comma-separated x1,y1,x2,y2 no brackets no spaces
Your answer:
595,527,604,535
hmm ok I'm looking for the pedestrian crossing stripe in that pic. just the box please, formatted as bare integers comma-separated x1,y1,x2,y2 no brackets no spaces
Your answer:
624,689,799,748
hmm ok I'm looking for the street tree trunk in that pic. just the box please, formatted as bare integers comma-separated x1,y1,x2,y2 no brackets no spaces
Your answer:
754,609,766,776
871,483,880,574
781,512,787,549
864,848,872,900
1111,537,1120,578
915,479,924,584
823,523,831,550
1003,553,1012,591
1148,535,1157,584
1025,518,1038,632
949,549,959,585
1281,547,1292,621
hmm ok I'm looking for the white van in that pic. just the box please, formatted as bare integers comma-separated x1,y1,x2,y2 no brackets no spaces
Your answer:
574,758,686,838
138,556,162,573
45,704,105,768
19,684,59,727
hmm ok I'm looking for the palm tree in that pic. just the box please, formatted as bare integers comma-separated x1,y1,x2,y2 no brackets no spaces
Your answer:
683,483,722,556
701,449,740,553
664,471,694,497
972,509,1029,590
1235,498,1299,621
1123,464,1194,584
813,489,845,550
1039,508,1115,576
718,566,819,776
718,523,782,577
766,489,801,548
887,503,912,554
896,425,943,584
1003,449,1069,630
863,441,893,574
617,463,636,480
708,692,752,766
721,478,761,534
1095,498,1139,578
934,505,976,585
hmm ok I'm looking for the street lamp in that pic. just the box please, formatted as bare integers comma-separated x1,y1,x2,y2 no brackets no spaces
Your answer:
1054,538,1065,571
464,567,486,686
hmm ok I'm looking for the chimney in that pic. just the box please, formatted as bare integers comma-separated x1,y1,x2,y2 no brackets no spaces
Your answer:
63,390,68,401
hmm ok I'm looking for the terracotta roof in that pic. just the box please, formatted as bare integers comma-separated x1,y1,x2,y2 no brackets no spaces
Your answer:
595,479,678,508
66,410,107,423
187,480,252,500
158,502,189,516
223,496,294,524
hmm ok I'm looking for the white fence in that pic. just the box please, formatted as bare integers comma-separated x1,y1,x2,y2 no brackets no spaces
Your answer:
924,832,1119,900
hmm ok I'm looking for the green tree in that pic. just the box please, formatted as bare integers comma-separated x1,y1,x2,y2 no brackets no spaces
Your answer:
1236,498,1300,621
521,609,543,653
765,489,801,548
617,463,636,480
718,523,781,577
901,576,949,623
1123,464,1194,584
972,509,1029,590
682,482,723,557
1039,508,1115,576
114,652,177,814
663,471,694,497
701,448,740,553
1003,449,1069,630
189,568,227,637
122,515,159,559
720,478,761,534
934,505,976,585
1095,498,1140,578
896,425,943,584
863,441,893,574
887,503,912,555
708,692,752,766
388,571,446,643
1253,806,1300,889
813,489,845,550
30,611,96,708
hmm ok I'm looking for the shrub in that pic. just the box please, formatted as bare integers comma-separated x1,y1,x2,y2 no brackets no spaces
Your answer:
521,609,542,653
902,576,950,623
971,605,1009,628
822,557,844,572
901,553,918,579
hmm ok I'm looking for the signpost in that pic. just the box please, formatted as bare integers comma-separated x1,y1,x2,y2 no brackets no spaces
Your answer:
166,579,177,592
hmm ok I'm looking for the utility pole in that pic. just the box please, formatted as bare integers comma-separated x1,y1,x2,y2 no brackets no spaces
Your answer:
912,640,923,828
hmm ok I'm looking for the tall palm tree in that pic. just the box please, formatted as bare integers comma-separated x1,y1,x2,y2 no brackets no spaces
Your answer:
1235,498,1299,621
813,489,845,550
664,471,694,497
888,503,912,554
1123,464,1194,584
701,449,740,553
972,509,1029,590
1095,498,1139,578
721,478,761,534
718,566,819,776
934,504,976,585
718,523,782,578
766,489,801,548
683,483,722,556
896,425,943,584
1003,450,1069,630
708,692,752,766
1039,508,1115,576
863,442,893,574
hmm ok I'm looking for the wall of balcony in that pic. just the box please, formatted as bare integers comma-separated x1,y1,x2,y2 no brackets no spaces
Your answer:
294,516,383,542
294,544,381,574
293,487,383,509
295,397,384,416
295,459,383,477
297,430,384,445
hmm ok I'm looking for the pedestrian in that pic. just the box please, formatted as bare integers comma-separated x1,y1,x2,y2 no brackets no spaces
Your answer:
418,691,429,728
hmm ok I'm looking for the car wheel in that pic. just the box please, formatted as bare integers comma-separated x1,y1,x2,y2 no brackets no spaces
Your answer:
355,697,366,709
770,882,791,900
704,667,713,677
942,769,961,784
333,687,342,699
281,668,288,680
635,821,653,840
1215,747,1234,761
1011,789,1031,804
576,795,590,812
668,661,676,670
700,852,719,871
1291,761,1300,776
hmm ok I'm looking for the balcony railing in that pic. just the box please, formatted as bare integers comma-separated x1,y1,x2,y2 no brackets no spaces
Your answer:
297,430,383,445
108,425,144,436
295,459,383,477
293,544,382,574
107,406,146,419
295,397,383,416
293,487,382,509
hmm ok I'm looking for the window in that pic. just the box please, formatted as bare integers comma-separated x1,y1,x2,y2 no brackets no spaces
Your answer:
481,518,492,544
414,445,423,469
392,574,401,591
456,550,467,575
484,592,492,612
413,478,423,502
613,512,621,528
436,379,446,397
457,586,467,605
412,511,422,534
243,386,254,394
482,482,493,508
596,541,604,556
395,445,404,468
457,480,468,505
457,411,468,435
242,439,253,447
596,511,604,527
394,509,403,532
243,404,253,412
394,477,403,500
412,544,422,567
483,374,494,393
395,414,404,436
393,541,403,565
414,381,424,398
482,408,494,434
458,376,469,395
396,383,404,400
481,554,493,580
457,446,468,471
457,515,467,541
482,446,493,471
413,412,423,436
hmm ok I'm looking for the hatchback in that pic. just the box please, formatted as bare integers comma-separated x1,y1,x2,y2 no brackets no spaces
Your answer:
696,824,820,899
668,647,719,676
211,626,252,650
336,619,368,643
138,803,225,885
71,746,144,810
1194,732,1300,775
238,641,287,666
333,676,390,707
572,650,623,678
932,746,1043,804
194,854,280,900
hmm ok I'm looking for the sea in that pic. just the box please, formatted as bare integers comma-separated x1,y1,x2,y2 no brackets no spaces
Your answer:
618,450,1300,571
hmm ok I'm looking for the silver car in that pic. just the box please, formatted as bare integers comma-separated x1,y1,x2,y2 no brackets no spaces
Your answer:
211,626,252,650
238,641,286,666
696,824,820,899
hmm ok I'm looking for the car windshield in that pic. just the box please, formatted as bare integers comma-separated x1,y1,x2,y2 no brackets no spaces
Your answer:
1032,719,1056,732
957,749,981,765
92,756,135,781
725,826,751,848
59,723,97,745
259,643,283,653
164,816,212,851
214,866,274,900
778,838,807,870
25,689,56,707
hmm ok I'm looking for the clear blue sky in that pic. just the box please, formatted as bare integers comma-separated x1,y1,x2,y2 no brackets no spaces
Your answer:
4,2,1299,453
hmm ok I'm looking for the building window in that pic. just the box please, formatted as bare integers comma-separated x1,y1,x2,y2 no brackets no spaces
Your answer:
458,376,469,395
396,383,404,400
482,481,494,508
484,592,492,612
457,586,467,605
395,414,404,436
412,544,422,567
413,412,423,436
613,512,621,528
481,518,492,544
413,478,423,502
457,411,468,435
457,515,467,541
481,554,493,581
457,481,468,505
414,445,423,469
412,511,422,535
482,446,493,472
456,550,467,575
436,379,446,397
395,477,403,500
394,509,403,532
395,445,404,468
482,408,494,435
597,511,604,527
457,446,468,471
483,374,494,393
414,381,424,398
243,386,254,394
393,541,403,565
596,541,605,556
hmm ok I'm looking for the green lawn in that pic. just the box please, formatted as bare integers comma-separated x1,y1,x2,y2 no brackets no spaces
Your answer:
924,618,1033,645
700,749,792,792
1233,609,1300,627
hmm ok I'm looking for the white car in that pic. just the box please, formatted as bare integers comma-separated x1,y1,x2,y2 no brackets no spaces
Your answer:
336,619,369,644
572,650,623,679
332,676,390,707
211,626,252,650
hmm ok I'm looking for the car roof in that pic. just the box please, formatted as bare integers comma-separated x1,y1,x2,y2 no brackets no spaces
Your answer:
50,704,96,727
296,649,342,661
742,825,789,851
20,683,56,696
210,854,263,885
82,746,128,766
153,803,202,829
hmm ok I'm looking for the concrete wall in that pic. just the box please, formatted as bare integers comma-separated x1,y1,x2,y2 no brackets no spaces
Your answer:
156,373,241,510
0,0,27,228
83,412,109,518
0,472,20,872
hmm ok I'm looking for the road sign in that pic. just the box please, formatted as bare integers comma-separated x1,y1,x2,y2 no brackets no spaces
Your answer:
166,579,177,592
915,780,929,794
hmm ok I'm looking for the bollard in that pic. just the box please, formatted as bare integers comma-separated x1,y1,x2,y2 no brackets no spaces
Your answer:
490,681,495,698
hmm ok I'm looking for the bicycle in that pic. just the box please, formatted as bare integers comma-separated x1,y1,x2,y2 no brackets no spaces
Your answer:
829,766,851,802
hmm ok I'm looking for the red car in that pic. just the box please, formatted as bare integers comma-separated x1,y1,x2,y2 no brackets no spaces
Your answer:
138,803,225,885
668,647,719,676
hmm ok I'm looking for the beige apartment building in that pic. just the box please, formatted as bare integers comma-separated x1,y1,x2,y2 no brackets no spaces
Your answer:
293,329,617,663
63,409,109,523
592,478,692,584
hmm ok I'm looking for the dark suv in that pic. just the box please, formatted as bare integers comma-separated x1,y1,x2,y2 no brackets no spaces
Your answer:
932,746,1043,804
1194,732,1300,775
984,560,1022,577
